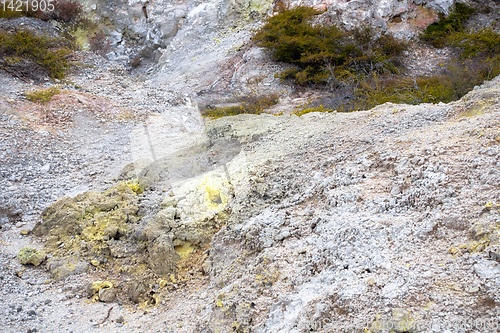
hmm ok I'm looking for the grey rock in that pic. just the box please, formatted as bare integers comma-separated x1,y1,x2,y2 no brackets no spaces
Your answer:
128,281,147,304
474,260,500,279
98,287,117,303
146,235,179,276
46,257,89,280
489,245,500,263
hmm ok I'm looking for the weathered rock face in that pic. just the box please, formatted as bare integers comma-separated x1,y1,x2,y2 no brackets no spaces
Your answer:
3,0,500,329
145,234,178,276
76,0,454,96
142,170,233,275
188,75,500,331
33,181,140,255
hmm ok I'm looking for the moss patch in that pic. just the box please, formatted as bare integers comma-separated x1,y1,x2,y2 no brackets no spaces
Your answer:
202,93,280,119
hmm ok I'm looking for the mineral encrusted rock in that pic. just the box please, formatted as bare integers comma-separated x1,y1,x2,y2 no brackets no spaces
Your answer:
17,246,45,266
46,256,90,280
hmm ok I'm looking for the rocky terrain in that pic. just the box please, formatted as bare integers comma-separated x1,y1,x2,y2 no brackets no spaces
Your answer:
1,0,500,332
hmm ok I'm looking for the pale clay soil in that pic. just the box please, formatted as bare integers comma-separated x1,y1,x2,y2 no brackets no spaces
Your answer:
0,40,499,333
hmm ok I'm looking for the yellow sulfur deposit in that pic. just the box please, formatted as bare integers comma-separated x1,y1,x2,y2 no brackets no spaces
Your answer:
17,246,46,266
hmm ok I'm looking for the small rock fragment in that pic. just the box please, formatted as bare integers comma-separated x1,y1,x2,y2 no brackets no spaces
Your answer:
128,281,147,303
87,281,114,302
467,286,480,293
17,246,46,266
98,287,117,303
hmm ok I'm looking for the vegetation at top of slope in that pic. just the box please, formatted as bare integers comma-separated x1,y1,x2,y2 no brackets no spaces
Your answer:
253,6,407,86
406,2,500,109
250,4,500,115
201,93,280,119
0,0,111,57
420,3,475,48
0,30,73,79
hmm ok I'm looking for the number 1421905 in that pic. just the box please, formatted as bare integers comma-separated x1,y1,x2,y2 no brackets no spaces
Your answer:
1,0,55,12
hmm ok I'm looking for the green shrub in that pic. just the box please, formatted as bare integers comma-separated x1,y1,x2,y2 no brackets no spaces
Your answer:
202,93,280,119
0,30,72,79
421,3,475,48
254,6,407,85
24,86,60,103
452,28,500,58
340,55,500,112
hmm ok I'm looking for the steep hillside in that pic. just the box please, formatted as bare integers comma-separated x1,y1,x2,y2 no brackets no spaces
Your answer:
0,0,499,332
1,68,499,333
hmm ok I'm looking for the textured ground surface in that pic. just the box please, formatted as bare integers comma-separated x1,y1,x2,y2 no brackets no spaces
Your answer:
1,0,500,331
1,66,499,331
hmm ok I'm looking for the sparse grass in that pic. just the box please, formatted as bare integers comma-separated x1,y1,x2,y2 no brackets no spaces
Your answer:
342,76,455,111
0,30,73,79
202,93,280,119
24,87,60,104
293,104,334,116
339,56,500,111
